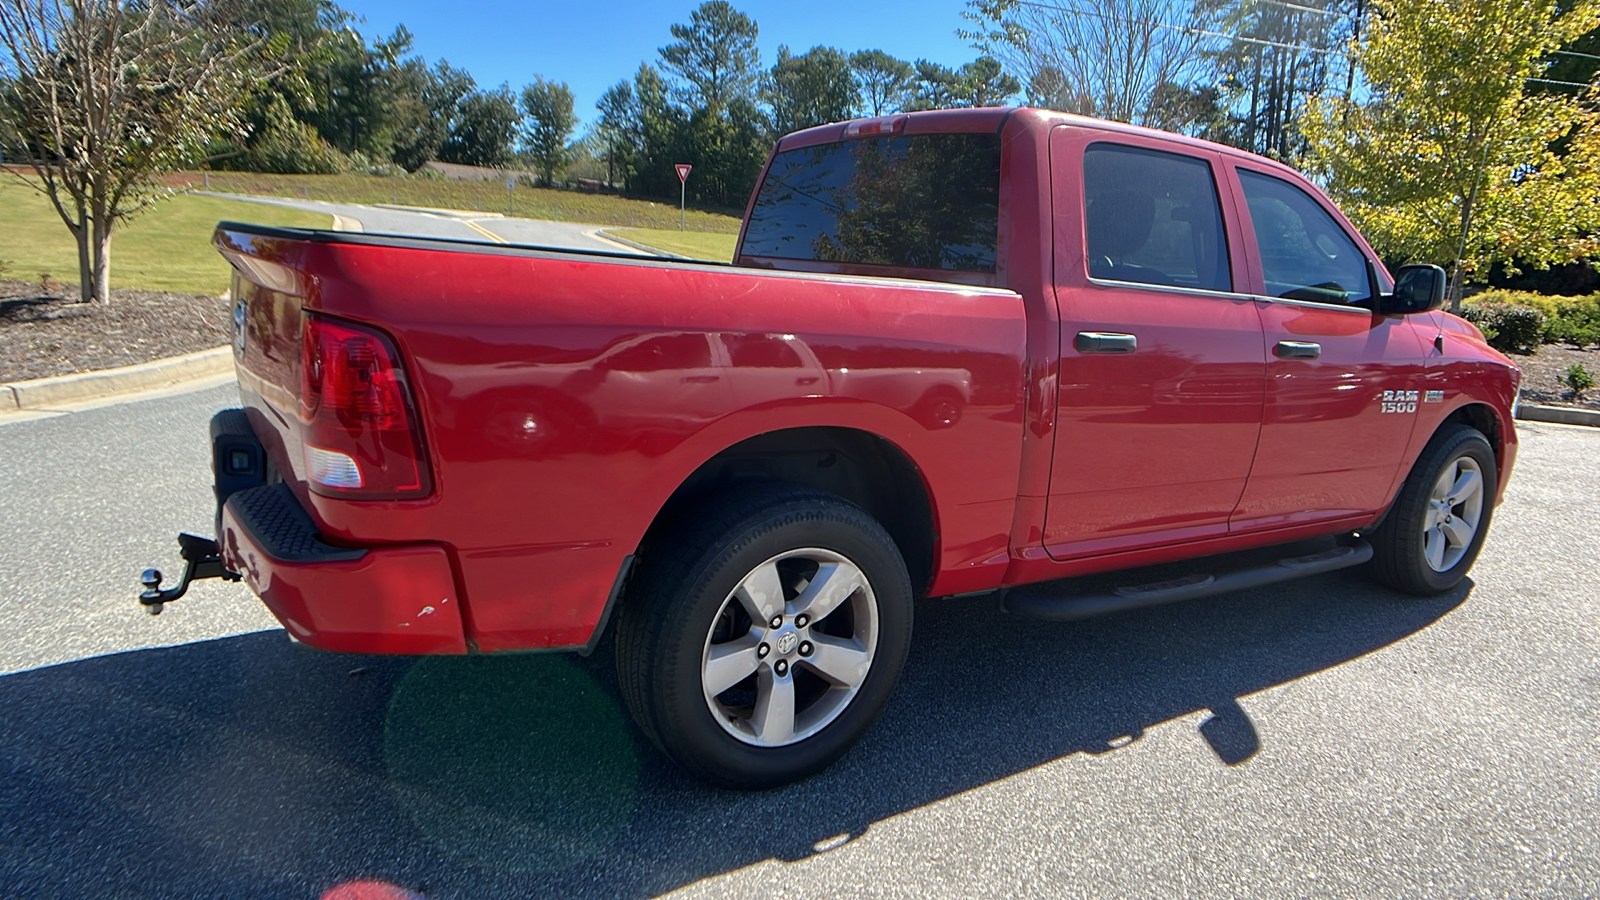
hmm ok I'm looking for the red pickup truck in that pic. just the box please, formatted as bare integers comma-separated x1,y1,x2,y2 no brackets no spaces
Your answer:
142,107,1519,789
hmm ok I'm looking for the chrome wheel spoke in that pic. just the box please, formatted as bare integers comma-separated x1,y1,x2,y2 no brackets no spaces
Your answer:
1442,517,1475,549
1430,465,1455,502
1424,527,1447,571
704,636,762,696
794,561,866,622
803,635,872,688
751,669,796,744
734,560,784,624
1446,469,1483,506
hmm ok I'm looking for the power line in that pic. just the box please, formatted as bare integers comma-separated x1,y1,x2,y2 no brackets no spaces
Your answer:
1005,0,1349,57
1527,77,1595,88
1000,0,1593,91
1188,24,1346,56
1246,0,1344,19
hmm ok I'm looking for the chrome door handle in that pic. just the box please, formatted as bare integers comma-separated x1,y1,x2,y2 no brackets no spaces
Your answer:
1274,340,1322,360
1075,332,1137,354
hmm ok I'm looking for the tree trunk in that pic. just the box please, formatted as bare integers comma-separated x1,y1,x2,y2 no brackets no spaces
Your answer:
91,213,112,306
72,222,93,304
1448,188,1479,312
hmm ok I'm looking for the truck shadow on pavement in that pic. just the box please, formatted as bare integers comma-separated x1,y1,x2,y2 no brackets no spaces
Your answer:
0,573,1467,899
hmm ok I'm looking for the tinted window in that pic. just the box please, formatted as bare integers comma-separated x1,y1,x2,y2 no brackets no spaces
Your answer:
1238,169,1372,306
1083,144,1231,293
742,134,1001,272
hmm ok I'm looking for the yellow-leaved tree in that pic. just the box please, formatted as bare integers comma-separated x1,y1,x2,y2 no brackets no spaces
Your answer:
1302,0,1600,307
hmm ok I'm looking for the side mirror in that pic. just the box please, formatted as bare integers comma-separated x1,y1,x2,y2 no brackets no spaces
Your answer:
1375,263,1447,315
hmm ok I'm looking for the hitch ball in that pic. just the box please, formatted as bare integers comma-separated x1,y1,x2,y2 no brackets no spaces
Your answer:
140,568,166,616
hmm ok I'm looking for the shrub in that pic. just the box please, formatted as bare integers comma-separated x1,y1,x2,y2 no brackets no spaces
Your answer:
1564,362,1596,399
1460,301,1547,353
1466,289,1600,348
1545,295,1600,348
1468,289,1560,318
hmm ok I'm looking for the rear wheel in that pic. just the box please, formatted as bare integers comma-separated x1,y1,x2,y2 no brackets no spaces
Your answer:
615,485,912,789
1369,424,1497,595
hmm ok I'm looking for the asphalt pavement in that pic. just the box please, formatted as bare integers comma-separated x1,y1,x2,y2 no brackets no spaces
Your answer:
202,192,651,255
1,385,1596,898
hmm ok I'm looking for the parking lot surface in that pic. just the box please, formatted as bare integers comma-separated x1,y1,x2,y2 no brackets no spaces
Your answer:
1,386,1595,898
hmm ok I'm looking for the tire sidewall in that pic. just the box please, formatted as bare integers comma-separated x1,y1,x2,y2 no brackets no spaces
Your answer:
652,501,912,789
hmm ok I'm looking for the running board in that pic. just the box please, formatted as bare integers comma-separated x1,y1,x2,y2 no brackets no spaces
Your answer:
1003,540,1373,622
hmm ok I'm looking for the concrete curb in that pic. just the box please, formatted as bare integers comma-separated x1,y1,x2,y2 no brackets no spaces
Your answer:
595,230,679,259
2,346,232,411
1516,403,1600,427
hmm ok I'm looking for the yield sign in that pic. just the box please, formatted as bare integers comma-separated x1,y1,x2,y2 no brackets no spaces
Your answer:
675,163,693,182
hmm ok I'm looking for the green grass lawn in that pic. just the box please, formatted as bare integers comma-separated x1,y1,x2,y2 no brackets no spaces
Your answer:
0,180,331,295
609,228,739,262
181,171,745,234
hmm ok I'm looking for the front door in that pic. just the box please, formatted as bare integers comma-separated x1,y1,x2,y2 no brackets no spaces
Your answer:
1045,132,1266,560
1225,166,1429,532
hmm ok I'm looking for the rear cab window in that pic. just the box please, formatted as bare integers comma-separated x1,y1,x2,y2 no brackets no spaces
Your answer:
739,133,1002,279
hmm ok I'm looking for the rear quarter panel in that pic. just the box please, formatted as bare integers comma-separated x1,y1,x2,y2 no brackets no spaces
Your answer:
222,232,1027,651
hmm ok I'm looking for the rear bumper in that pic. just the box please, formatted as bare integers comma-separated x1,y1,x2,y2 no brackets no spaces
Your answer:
219,482,467,654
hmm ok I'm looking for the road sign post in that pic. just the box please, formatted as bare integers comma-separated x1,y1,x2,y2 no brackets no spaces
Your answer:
506,176,516,217
675,164,692,231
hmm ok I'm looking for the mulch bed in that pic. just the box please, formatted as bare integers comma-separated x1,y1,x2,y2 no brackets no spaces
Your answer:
1511,342,1600,411
2,277,1597,412
0,279,230,382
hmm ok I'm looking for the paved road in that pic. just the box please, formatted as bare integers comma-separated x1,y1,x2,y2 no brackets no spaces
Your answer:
204,192,650,255
1,387,1596,898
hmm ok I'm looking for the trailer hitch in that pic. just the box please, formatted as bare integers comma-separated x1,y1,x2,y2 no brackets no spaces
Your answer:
139,533,240,615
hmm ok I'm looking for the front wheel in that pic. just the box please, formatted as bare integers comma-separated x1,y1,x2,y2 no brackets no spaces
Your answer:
1369,424,1498,595
614,485,912,789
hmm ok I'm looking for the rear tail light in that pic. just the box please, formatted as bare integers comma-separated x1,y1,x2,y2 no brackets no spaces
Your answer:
299,312,432,499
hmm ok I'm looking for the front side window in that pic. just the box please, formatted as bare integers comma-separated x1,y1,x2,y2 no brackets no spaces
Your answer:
742,133,1001,273
1082,143,1232,293
1237,169,1372,306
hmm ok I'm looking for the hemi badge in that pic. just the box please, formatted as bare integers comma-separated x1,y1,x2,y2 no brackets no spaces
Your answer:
1424,390,1445,403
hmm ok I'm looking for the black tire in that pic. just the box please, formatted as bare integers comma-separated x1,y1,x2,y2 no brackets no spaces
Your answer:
614,484,912,789
1369,424,1498,595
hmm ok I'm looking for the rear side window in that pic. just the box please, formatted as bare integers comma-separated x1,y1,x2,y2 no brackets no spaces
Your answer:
1237,169,1372,306
741,134,1001,273
1083,143,1232,293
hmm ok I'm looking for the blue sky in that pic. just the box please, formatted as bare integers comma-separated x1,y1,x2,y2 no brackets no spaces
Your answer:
337,0,979,129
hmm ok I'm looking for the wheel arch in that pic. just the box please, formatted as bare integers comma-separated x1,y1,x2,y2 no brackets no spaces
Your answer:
1440,401,1508,488
635,425,939,598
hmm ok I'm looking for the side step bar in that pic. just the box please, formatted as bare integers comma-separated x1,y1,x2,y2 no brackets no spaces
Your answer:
1003,541,1373,622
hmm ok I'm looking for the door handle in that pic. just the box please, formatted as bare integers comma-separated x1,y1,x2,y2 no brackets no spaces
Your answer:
1274,340,1322,360
683,374,720,383
1075,332,1138,354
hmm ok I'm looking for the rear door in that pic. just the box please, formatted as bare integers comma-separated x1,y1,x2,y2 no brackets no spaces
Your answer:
1224,164,1429,531
1044,130,1266,559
